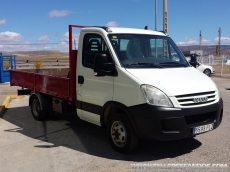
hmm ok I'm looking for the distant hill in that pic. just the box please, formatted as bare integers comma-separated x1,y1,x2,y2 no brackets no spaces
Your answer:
178,45,230,57
2,50,69,60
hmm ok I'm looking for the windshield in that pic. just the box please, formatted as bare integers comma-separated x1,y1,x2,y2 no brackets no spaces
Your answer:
108,34,189,68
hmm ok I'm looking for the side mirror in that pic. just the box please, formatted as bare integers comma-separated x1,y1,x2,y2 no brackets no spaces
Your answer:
190,54,197,68
94,54,115,77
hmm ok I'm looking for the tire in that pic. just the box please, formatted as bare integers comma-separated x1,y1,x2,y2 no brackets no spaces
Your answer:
204,69,211,76
107,113,139,154
30,93,50,121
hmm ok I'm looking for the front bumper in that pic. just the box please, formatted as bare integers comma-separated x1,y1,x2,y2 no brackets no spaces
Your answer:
128,98,223,141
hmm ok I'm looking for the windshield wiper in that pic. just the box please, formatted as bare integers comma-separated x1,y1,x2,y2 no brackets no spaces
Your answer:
159,61,187,67
124,62,163,68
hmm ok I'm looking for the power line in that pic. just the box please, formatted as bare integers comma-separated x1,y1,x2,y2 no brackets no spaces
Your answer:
0,42,66,45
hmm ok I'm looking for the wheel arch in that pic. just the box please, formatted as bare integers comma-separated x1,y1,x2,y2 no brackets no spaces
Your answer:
203,68,211,76
100,101,141,137
29,92,52,110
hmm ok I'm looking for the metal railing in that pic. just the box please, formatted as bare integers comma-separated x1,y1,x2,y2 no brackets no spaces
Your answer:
15,57,230,78
16,59,69,69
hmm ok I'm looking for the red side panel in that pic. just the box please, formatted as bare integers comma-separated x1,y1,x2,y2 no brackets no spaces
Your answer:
10,70,34,89
10,69,71,100
34,75,70,99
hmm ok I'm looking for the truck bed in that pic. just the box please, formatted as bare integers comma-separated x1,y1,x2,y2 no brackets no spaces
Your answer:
10,68,74,101
9,26,79,102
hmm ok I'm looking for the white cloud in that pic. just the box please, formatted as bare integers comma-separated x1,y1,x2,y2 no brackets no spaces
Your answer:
177,36,230,46
177,38,199,46
0,31,23,43
60,32,69,43
0,19,6,25
177,38,217,46
38,35,49,43
106,21,118,27
60,32,79,44
214,37,230,44
0,31,79,52
59,32,79,51
49,10,73,17
0,31,47,51
202,39,212,44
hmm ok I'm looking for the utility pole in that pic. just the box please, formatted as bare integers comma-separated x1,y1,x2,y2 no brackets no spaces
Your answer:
199,30,202,50
155,0,157,30
163,0,168,33
163,0,168,56
218,27,221,56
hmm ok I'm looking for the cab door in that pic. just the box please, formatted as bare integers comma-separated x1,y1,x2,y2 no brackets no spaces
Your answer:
77,33,114,126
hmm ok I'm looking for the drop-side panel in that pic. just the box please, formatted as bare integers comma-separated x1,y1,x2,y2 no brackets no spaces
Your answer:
10,69,74,101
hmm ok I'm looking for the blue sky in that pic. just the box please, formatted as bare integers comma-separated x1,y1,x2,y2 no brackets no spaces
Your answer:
0,0,229,52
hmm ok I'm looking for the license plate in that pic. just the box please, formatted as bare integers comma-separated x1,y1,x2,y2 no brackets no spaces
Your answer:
193,123,214,135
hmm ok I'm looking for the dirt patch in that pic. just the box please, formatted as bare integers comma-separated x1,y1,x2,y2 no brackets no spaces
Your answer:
212,64,230,73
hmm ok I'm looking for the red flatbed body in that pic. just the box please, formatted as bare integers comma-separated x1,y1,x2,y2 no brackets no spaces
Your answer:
10,68,73,100
10,25,84,102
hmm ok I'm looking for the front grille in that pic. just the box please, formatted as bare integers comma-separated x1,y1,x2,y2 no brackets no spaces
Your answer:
184,111,216,125
175,91,217,107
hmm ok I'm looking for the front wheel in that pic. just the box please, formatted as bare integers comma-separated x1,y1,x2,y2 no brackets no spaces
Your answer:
204,69,211,76
107,113,139,154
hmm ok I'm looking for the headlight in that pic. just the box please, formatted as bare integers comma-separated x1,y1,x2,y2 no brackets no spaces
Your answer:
140,85,173,107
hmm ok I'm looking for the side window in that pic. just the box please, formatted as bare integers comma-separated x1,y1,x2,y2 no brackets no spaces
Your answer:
82,34,112,69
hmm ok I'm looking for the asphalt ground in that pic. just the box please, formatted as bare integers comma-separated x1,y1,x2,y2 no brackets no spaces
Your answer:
0,77,229,172
0,82,19,104
0,82,23,117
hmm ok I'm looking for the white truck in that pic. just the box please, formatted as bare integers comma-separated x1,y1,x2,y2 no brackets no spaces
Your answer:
10,25,223,153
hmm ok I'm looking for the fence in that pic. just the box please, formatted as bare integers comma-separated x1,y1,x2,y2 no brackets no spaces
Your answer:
197,55,230,78
16,59,69,69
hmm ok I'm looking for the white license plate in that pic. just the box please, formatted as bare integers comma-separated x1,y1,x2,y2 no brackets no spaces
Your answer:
193,123,214,134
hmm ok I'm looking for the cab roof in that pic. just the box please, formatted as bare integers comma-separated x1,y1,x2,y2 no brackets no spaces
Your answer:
82,26,167,36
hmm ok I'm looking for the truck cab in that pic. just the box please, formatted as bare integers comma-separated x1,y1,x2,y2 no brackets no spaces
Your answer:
75,26,223,153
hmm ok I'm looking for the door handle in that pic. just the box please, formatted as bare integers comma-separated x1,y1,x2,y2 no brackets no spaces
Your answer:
78,75,84,84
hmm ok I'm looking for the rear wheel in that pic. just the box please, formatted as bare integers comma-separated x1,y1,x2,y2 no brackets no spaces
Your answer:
30,93,50,121
204,69,211,76
107,113,139,153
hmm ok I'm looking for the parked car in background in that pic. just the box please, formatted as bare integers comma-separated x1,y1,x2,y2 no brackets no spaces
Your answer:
195,62,215,76
224,59,230,65
187,59,215,76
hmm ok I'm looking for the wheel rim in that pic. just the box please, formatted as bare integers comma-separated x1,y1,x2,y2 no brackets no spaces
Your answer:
32,98,40,117
111,121,127,147
204,70,211,76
